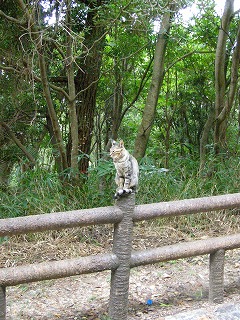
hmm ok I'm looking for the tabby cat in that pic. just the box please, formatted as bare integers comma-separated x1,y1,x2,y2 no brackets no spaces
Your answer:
110,140,139,198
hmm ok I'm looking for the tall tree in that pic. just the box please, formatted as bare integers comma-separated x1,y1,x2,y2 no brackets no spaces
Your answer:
74,0,106,174
214,0,240,154
65,0,79,176
133,2,177,160
0,0,107,180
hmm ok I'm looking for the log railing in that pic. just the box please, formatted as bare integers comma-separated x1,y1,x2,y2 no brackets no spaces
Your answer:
1,192,240,319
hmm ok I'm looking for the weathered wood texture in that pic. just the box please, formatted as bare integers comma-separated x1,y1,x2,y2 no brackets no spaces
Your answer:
109,193,135,320
209,250,225,303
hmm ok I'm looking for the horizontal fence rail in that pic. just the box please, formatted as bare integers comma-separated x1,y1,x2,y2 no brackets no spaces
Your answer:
1,193,240,237
133,192,240,221
1,233,240,287
0,253,119,287
130,232,240,267
0,206,123,237
1,192,240,320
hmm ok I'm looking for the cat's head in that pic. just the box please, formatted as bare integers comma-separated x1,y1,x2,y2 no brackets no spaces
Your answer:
110,140,125,160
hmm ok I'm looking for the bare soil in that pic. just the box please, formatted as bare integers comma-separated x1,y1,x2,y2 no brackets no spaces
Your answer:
1,216,240,320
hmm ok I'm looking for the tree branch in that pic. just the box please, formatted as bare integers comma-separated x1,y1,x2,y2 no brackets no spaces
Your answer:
0,63,70,101
0,9,25,25
33,74,70,100
0,122,36,165
165,50,215,73
232,9,240,19
121,55,154,121
0,65,22,74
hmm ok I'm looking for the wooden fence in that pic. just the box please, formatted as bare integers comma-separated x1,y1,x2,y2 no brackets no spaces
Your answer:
1,192,240,319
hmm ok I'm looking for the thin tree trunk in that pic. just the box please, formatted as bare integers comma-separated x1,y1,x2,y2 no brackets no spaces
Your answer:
66,0,79,178
134,4,176,161
199,105,215,171
38,53,68,170
0,122,36,165
214,0,234,154
108,59,125,141
216,23,240,125
238,89,240,143
46,112,62,172
17,0,68,171
163,70,176,168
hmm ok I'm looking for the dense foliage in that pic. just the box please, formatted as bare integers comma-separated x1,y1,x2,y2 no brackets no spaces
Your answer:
0,0,239,217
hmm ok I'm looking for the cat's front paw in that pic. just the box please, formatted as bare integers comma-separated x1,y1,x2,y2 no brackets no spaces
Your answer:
123,188,132,194
114,188,132,199
114,189,124,199
117,189,124,195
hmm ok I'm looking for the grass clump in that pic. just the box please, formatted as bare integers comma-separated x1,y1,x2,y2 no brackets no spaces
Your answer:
0,155,239,218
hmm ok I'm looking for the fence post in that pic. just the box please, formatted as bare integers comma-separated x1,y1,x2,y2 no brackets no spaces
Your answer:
109,192,135,320
209,249,225,303
0,286,6,320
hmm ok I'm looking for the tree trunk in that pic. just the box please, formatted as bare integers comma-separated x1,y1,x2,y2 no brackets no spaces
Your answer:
214,0,234,154
163,70,177,168
134,4,176,161
0,122,36,166
238,89,240,143
65,0,79,179
17,0,68,172
75,3,105,174
38,53,68,171
199,105,215,171
105,59,125,144
216,22,240,138
46,112,62,172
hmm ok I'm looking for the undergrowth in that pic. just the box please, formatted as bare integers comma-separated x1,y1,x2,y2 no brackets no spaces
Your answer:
0,155,239,219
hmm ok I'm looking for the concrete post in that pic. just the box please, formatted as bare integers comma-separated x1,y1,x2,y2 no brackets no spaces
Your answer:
0,286,6,320
109,193,135,320
209,249,225,303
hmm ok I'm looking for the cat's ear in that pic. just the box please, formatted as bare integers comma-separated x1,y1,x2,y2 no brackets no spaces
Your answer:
119,140,124,148
110,139,116,146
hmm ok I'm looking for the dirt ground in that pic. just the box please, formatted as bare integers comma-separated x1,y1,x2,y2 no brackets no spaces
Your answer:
1,219,240,320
